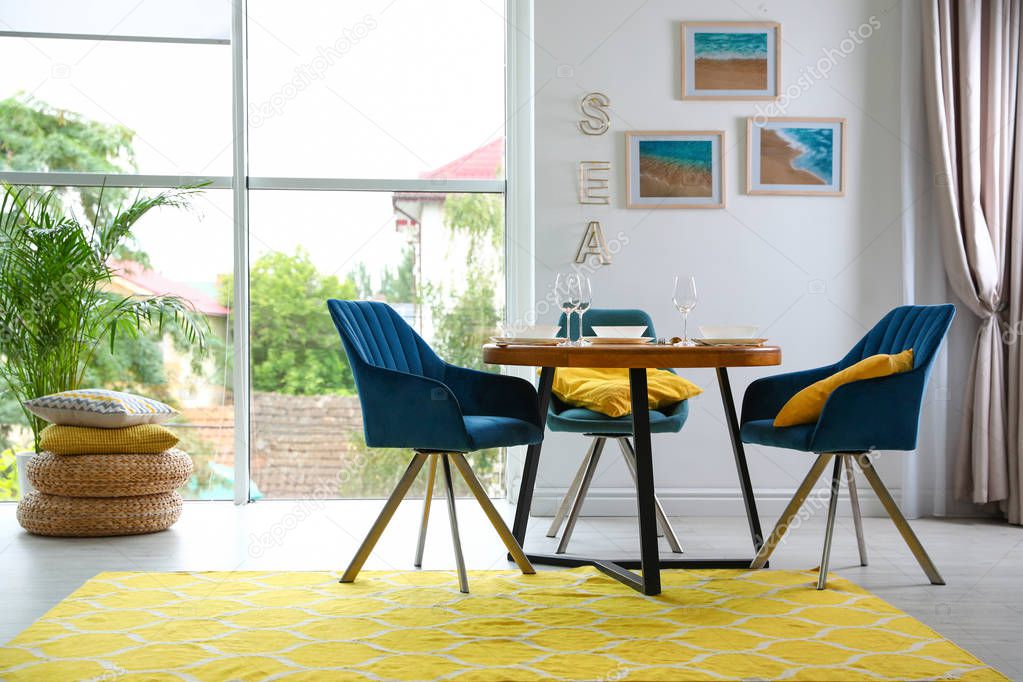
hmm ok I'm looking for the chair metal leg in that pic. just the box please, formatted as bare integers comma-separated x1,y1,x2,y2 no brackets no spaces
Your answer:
557,436,606,554
341,451,429,583
844,455,868,566
751,453,834,569
414,454,437,568
817,456,843,590
441,454,469,593
448,452,534,575
854,454,945,585
547,438,601,538
617,437,683,553
617,437,663,539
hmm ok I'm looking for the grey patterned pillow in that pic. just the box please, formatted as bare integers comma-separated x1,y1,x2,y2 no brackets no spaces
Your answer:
24,389,178,428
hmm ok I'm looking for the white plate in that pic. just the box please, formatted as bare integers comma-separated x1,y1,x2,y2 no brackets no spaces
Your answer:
583,336,653,345
698,325,759,339
591,325,648,338
500,325,560,339
490,337,561,346
695,338,767,347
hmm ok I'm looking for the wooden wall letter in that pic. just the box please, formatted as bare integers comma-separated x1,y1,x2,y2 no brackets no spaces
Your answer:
578,161,611,205
576,220,612,265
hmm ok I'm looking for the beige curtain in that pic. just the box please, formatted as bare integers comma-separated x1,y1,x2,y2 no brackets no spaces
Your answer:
922,0,1023,523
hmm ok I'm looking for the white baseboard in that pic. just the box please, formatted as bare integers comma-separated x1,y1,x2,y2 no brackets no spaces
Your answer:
529,486,899,519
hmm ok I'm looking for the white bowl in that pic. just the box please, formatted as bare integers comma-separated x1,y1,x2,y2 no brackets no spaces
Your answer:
699,325,759,339
591,325,648,338
505,325,560,339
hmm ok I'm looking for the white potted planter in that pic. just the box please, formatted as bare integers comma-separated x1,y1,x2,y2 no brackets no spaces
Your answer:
16,451,35,497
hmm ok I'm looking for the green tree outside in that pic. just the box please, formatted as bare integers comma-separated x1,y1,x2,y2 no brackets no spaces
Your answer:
353,243,417,303
222,248,359,396
429,193,504,372
0,95,137,238
380,244,417,302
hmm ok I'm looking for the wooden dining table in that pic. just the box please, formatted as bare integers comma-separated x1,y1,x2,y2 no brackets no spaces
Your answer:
483,341,782,595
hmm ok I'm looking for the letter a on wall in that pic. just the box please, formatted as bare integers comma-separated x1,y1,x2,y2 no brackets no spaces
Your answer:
576,220,612,265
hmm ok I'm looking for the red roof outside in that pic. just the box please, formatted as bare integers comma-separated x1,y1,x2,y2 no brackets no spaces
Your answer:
393,138,504,211
109,260,230,317
419,137,503,180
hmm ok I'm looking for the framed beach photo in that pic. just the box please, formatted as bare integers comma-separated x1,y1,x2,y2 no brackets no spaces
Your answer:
625,131,725,209
747,117,845,196
681,22,780,100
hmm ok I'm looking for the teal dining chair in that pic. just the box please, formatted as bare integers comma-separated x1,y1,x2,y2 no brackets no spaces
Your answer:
545,309,687,554
327,299,541,593
741,304,955,589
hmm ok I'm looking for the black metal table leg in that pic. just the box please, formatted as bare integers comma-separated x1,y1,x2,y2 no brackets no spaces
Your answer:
629,368,661,594
586,369,661,595
512,364,764,587
512,366,555,546
716,367,764,552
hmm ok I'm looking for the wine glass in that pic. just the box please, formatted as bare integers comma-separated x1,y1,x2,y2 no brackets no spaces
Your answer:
555,273,578,345
673,275,698,346
575,275,592,345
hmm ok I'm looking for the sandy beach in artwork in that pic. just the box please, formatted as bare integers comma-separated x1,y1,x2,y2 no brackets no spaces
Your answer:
639,156,713,197
691,30,770,92
694,57,767,90
758,129,827,185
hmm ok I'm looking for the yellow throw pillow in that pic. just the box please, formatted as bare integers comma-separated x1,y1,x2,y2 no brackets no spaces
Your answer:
773,349,914,428
553,368,702,418
39,423,180,456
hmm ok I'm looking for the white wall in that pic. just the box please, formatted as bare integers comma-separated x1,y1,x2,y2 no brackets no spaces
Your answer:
529,0,912,518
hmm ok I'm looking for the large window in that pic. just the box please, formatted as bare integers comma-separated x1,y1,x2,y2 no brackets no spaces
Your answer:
0,1,511,501
247,190,506,498
245,0,507,499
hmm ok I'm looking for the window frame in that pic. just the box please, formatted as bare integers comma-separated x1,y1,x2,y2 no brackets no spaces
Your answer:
0,0,534,504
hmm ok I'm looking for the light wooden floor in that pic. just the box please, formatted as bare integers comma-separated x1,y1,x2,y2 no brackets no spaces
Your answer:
2,500,1021,677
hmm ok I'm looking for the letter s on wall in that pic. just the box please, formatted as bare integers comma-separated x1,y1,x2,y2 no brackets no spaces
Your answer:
578,92,611,135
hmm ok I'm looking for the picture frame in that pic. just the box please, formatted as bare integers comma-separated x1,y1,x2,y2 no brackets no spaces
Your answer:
746,117,846,196
681,21,780,100
625,130,725,209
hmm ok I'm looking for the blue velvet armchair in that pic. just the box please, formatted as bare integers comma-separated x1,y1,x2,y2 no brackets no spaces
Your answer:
741,304,955,588
327,299,539,592
545,309,688,554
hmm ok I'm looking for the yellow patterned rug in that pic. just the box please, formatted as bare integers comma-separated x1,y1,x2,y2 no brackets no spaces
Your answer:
0,568,1005,681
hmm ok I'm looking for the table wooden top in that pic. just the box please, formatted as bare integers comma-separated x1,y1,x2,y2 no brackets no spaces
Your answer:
482,342,781,369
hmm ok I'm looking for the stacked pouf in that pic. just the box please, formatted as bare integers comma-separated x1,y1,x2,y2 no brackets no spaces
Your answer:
16,390,192,537
19,450,191,537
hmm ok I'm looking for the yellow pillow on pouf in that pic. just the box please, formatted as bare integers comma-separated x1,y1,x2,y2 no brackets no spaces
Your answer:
39,423,180,455
553,368,702,418
773,349,914,428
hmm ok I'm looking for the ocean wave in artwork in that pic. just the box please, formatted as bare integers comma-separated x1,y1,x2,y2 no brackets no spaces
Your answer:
640,140,712,171
638,140,713,198
693,32,768,61
692,32,769,90
775,128,833,184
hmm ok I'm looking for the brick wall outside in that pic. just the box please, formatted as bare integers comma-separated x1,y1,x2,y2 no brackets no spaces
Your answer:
181,392,366,498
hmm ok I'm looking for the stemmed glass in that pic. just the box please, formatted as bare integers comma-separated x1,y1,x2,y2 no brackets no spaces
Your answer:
555,273,578,346
673,274,698,346
555,273,592,345
574,275,592,345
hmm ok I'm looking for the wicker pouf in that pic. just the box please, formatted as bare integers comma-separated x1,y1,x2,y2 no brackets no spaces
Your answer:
17,491,183,537
26,449,193,497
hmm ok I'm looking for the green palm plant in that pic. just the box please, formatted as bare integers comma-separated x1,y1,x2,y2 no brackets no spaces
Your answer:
0,183,209,451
